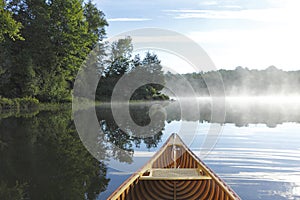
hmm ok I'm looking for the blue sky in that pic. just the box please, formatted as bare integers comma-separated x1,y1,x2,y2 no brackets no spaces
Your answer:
95,0,300,72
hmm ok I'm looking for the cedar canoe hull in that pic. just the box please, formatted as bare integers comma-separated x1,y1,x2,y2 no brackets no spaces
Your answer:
108,133,240,200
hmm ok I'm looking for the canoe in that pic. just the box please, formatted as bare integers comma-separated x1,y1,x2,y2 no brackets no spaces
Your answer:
108,133,240,200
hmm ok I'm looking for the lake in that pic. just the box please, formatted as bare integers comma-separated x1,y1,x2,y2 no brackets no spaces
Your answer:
1,98,300,200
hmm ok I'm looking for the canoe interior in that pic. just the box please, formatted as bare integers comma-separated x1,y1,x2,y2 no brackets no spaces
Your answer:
108,133,240,200
119,180,233,200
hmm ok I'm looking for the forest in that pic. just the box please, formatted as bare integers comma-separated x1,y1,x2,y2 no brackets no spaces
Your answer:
1,0,107,102
0,0,167,111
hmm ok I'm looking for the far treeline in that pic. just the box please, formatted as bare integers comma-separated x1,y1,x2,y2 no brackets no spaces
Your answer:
0,0,167,111
164,66,300,96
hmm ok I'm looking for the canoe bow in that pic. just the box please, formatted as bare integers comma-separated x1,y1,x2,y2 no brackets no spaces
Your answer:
107,133,240,200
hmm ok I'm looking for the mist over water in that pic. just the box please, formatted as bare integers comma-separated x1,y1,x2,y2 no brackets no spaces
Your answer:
163,66,300,97
164,96,300,127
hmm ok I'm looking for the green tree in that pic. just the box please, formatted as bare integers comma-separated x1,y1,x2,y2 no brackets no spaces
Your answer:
0,0,23,42
96,38,168,101
131,52,167,100
84,0,108,46
0,0,108,102
96,37,133,101
107,36,133,76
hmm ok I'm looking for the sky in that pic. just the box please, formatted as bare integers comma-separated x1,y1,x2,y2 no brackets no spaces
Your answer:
95,0,300,72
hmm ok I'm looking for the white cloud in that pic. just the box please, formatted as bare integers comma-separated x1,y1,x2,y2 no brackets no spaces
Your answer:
107,18,152,22
166,8,286,22
221,5,242,9
200,1,219,6
166,0,300,24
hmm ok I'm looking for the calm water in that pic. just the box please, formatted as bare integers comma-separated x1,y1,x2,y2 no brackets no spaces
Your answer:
1,99,300,200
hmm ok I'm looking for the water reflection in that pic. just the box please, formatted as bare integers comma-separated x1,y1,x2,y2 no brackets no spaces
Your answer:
1,99,300,199
0,110,109,200
166,98,300,127
205,124,300,200
96,104,164,163
95,100,300,200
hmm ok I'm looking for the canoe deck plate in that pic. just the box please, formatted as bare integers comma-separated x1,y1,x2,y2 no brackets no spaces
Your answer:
140,168,212,180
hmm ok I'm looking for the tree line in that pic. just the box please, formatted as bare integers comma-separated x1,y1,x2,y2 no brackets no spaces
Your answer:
164,66,300,96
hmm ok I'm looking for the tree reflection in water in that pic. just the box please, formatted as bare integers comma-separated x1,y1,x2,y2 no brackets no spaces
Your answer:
96,103,165,163
0,110,109,200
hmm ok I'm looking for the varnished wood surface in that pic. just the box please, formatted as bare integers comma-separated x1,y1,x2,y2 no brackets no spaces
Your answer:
108,133,240,200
